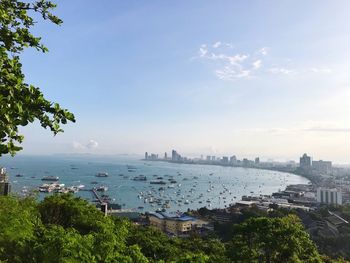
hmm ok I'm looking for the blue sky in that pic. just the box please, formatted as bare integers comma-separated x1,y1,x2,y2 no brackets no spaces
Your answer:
18,1,350,163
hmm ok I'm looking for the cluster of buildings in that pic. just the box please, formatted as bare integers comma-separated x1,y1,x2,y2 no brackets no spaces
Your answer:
0,167,11,196
144,150,335,175
144,149,265,168
299,153,333,176
144,150,350,207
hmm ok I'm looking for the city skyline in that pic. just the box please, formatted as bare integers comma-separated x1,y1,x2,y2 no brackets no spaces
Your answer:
15,1,350,163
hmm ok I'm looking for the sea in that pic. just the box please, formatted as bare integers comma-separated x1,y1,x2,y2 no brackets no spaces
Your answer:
0,154,309,212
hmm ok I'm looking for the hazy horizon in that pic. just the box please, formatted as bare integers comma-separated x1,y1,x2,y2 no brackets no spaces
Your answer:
16,1,350,163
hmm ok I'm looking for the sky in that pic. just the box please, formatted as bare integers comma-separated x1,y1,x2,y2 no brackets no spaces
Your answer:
17,0,350,163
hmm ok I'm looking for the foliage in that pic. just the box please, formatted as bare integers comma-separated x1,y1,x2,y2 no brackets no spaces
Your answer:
226,215,323,263
0,0,75,156
0,194,328,262
0,196,38,262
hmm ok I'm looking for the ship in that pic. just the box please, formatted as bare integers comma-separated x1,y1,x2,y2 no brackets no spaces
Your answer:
41,176,59,181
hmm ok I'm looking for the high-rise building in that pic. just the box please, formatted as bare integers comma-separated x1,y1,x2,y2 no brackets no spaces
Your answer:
149,153,158,160
300,153,312,169
243,158,250,167
255,157,260,165
230,155,237,164
145,152,148,160
171,150,181,162
164,152,168,160
172,150,177,161
222,156,229,164
312,160,332,175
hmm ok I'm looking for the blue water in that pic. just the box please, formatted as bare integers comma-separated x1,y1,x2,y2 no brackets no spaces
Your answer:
0,155,309,212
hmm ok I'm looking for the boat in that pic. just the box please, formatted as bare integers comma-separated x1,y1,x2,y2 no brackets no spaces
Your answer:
127,165,137,172
96,172,108,177
133,175,147,181
39,185,52,193
150,180,167,185
41,176,59,181
15,174,23,177
95,185,108,192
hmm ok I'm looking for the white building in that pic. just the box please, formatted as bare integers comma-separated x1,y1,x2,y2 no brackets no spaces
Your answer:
317,188,342,205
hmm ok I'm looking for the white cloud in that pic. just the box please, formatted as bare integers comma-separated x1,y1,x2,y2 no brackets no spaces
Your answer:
215,67,250,80
259,47,268,55
87,139,99,149
199,44,208,57
196,43,264,80
228,54,248,64
268,67,295,75
73,141,85,150
253,60,262,69
212,41,221,48
309,67,332,74
73,139,99,151
197,42,335,81
223,42,234,48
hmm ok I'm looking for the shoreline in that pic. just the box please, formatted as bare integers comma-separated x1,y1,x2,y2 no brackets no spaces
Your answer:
142,158,314,184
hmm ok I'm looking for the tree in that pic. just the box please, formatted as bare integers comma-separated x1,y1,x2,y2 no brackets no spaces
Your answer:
0,196,38,262
0,0,75,156
226,215,322,263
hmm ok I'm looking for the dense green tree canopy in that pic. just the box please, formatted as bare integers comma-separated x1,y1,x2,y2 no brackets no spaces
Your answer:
226,215,323,263
1,194,348,262
0,0,75,156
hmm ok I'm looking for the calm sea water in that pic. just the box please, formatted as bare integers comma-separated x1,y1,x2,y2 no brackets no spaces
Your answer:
0,155,309,212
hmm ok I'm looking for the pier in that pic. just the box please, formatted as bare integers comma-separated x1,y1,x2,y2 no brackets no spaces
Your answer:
91,188,104,204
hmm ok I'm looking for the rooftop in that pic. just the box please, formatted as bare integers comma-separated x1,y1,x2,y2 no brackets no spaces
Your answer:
148,212,196,222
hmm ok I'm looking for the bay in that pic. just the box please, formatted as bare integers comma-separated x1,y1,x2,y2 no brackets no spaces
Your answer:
0,155,309,212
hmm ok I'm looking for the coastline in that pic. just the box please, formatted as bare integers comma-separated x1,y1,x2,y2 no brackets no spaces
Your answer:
142,158,314,184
